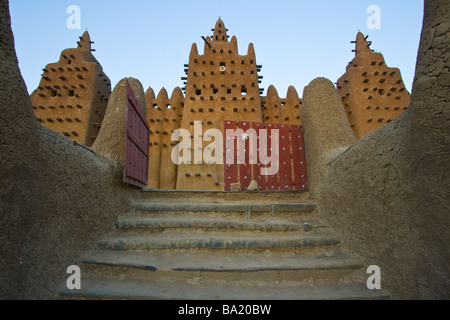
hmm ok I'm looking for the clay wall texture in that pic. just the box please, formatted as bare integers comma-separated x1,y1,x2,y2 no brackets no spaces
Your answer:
303,0,449,299
146,18,302,191
30,31,111,147
336,32,411,139
91,78,147,167
261,85,302,125
176,18,263,191
0,0,139,299
146,87,184,189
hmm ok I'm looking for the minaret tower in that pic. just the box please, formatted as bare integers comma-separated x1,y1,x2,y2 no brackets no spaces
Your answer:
176,18,264,190
336,32,411,139
31,31,111,146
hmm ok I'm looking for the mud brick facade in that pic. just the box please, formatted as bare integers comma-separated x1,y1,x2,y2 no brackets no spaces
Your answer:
146,18,302,190
336,32,411,139
30,31,111,147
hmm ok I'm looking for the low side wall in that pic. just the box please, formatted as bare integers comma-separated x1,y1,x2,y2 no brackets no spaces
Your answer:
301,0,449,299
0,0,140,299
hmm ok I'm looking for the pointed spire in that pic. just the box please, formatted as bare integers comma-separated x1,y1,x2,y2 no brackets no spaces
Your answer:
157,87,169,101
145,87,156,115
247,43,255,58
212,17,228,42
170,87,184,115
286,86,299,103
189,43,198,59
229,36,238,53
77,31,92,51
266,85,280,99
146,87,155,101
264,85,282,123
171,87,184,100
355,32,372,56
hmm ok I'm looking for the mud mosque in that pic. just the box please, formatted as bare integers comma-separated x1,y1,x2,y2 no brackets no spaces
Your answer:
31,18,411,191
30,31,111,147
1,0,448,301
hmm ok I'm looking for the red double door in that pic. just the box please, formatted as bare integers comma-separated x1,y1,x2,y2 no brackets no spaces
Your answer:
223,120,308,191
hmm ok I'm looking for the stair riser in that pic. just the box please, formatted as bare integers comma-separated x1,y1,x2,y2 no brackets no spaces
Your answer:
59,277,391,300
132,203,317,215
98,238,341,251
80,264,360,286
115,223,308,233
125,212,317,222
85,246,344,258
137,191,312,203
114,229,309,236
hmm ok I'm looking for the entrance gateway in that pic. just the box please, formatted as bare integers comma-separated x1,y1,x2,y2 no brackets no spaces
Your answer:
122,79,308,191
223,120,307,191
123,18,310,191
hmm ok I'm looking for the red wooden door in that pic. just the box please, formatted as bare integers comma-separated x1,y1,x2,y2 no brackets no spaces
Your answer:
123,80,150,188
223,121,308,191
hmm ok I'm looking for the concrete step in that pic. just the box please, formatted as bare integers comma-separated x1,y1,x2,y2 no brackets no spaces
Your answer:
138,189,312,203
132,201,317,215
115,215,327,232
97,229,341,251
59,278,390,300
81,249,363,284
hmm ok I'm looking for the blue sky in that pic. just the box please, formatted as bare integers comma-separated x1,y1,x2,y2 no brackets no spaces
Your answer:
10,0,424,97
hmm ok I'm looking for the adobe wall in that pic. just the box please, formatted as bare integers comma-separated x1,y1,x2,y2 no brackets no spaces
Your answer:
30,31,111,147
301,78,357,200
146,87,184,189
91,77,147,167
302,0,449,299
336,32,411,139
176,19,264,191
261,85,302,125
0,0,140,299
146,18,305,191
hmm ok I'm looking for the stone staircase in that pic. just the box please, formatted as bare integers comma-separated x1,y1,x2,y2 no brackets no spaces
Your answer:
59,190,389,300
